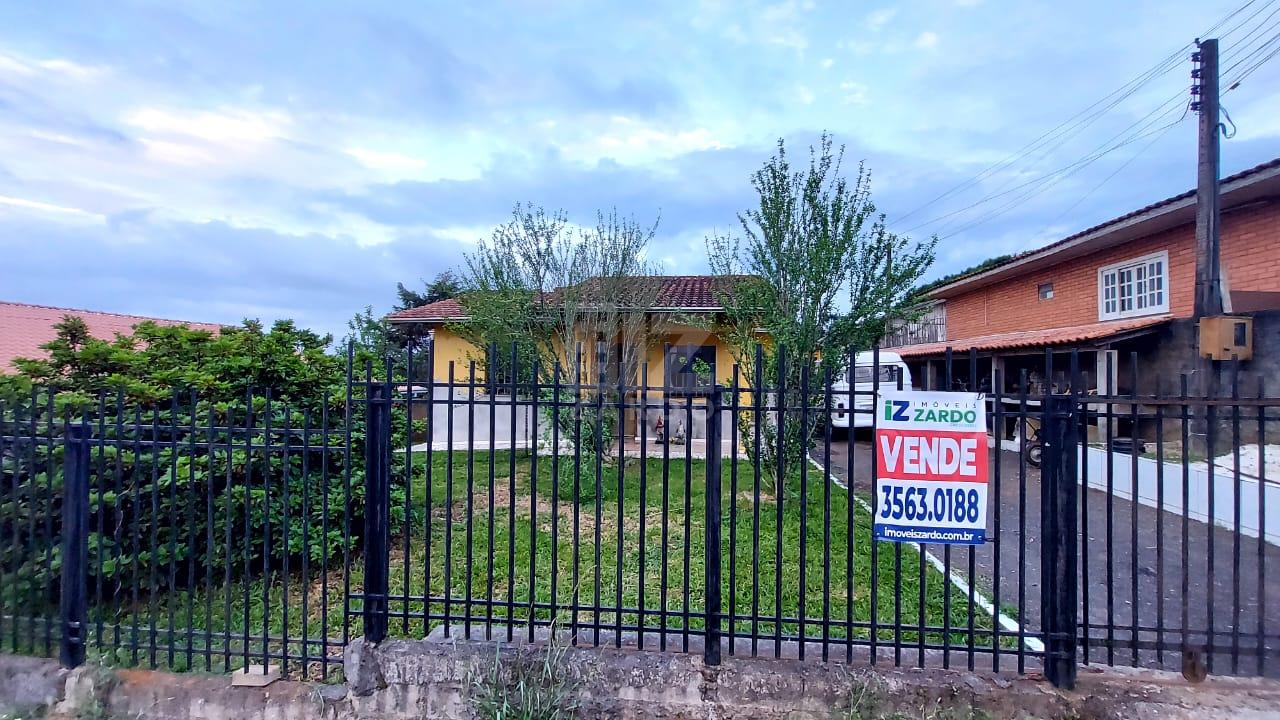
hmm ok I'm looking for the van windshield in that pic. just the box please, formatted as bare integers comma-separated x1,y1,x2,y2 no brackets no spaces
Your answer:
852,366,897,384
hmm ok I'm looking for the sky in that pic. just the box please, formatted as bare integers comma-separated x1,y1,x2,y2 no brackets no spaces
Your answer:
1,0,1278,340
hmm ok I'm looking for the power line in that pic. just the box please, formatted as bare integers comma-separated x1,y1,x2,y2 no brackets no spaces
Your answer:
1219,11,1280,74
1223,28,1280,88
1214,0,1278,40
1045,120,1183,228
903,88,1190,236
888,0,1272,233
935,109,1189,240
1226,37,1280,88
888,40,1192,227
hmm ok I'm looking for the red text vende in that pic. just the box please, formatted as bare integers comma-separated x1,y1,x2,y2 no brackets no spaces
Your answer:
875,428,990,481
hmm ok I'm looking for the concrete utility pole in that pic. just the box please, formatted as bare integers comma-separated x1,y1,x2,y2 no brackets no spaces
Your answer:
1193,38,1223,318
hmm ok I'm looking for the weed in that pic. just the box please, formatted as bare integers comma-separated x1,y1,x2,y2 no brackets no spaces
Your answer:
467,623,580,720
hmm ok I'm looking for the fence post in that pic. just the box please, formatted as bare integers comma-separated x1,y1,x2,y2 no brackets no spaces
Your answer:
1040,393,1079,689
704,385,723,666
363,382,391,644
59,422,90,669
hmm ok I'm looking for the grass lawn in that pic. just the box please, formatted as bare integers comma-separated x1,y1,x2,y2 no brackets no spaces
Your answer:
84,450,996,677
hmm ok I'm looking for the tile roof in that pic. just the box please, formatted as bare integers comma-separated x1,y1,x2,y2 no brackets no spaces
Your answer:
0,301,223,372
388,297,468,322
386,275,747,323
927,156,1280,298
892,315,1171,358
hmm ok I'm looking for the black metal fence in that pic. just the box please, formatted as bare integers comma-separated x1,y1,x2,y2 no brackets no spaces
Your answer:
1,344,1276,687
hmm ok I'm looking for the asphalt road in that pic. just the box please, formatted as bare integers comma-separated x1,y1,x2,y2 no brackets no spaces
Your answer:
812,433,1280,678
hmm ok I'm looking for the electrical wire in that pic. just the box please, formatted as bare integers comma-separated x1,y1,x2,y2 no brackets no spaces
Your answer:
1224,32,1280,89
1045,118,1185,228
904,88,1191,236
888,0,1274,234
887,41,1193,227
936,109,1190,240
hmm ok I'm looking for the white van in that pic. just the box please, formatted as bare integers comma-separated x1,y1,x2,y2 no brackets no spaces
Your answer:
829,350,913,431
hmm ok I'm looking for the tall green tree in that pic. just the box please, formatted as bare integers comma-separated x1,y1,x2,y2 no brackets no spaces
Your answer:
707,134,936,480
394,271,466,312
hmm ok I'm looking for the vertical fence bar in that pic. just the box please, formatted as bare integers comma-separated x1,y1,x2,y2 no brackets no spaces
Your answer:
60,422,90,669
363,382,392,644
1040,393,1079,689
704,385,724,667
1256,377,1267,676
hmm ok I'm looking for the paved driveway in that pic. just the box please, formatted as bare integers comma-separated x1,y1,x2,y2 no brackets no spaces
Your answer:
812,435,1280,678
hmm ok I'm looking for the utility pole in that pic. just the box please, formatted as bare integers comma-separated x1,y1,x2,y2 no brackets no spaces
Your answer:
1192,38,1223,318
1191,38,1222,445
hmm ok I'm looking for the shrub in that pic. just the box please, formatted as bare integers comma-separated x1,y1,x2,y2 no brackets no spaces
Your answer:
0,317,417,611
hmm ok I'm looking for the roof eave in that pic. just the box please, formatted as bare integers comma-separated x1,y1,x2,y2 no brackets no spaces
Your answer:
927,160,1280,300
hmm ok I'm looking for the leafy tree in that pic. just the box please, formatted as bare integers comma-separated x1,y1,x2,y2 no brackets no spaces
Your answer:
395,271,466,312
707,134,936,481
345,305,398,360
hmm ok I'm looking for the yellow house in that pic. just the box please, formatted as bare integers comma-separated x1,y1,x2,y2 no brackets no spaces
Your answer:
385,275,755,439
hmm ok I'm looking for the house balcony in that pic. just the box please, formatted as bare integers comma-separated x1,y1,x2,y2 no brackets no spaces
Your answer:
883,318,946,348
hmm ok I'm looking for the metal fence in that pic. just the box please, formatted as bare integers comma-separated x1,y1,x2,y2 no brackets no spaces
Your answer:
1,344,1276,687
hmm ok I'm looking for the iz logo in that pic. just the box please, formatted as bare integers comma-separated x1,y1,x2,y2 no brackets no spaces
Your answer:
883,400,909,421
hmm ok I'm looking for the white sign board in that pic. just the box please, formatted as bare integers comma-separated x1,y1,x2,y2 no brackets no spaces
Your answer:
873,390,989,545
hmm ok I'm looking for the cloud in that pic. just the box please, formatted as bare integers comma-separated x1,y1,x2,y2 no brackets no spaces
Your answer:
0,194,103,222
866,8,897,31
840,81,868,105
0,49,105,80
552,117,727,166
2,0,1280,334
344,148,430,178
914,31,939,49
124,106,291,146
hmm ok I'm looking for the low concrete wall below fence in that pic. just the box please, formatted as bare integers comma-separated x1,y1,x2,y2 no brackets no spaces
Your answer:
1079,446,1280,545
6,637,1280,719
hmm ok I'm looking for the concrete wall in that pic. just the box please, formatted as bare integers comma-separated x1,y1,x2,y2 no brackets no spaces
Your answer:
942,199,1280,340
6,640,1280,720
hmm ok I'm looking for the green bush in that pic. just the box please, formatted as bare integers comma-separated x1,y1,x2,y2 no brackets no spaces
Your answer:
0,317,417,611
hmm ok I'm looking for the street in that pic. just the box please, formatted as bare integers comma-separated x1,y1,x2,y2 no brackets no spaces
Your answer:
813,434,1280,678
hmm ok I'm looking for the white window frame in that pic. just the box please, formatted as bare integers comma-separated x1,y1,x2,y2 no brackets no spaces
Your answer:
1097,250,1169,321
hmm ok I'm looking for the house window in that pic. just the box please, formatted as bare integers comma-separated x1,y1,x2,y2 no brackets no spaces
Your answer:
665,344,716,392
1038,282,1054,300
1098,251,1169,320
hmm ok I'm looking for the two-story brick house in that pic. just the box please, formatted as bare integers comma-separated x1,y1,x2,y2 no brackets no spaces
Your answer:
885,158,1280,410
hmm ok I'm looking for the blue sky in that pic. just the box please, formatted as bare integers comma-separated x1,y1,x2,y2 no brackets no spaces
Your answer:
2,1,1278,338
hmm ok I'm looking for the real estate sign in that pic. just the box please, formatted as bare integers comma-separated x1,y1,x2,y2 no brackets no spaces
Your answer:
873,390,988,545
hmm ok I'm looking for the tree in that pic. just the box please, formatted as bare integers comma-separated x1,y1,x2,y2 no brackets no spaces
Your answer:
395,271,466,312
707,134,936,481
344,305,397,360
458,203,663,455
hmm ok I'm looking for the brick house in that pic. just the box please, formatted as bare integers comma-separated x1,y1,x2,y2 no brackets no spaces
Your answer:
884,158,1280,433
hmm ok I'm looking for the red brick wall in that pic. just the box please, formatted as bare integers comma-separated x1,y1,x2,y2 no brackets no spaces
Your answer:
943,200,1280,340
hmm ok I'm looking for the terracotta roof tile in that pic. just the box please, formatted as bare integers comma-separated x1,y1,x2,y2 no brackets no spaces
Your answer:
0,301,222,372
893,315,1171,358
386,275,749,323
388,298,468,322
